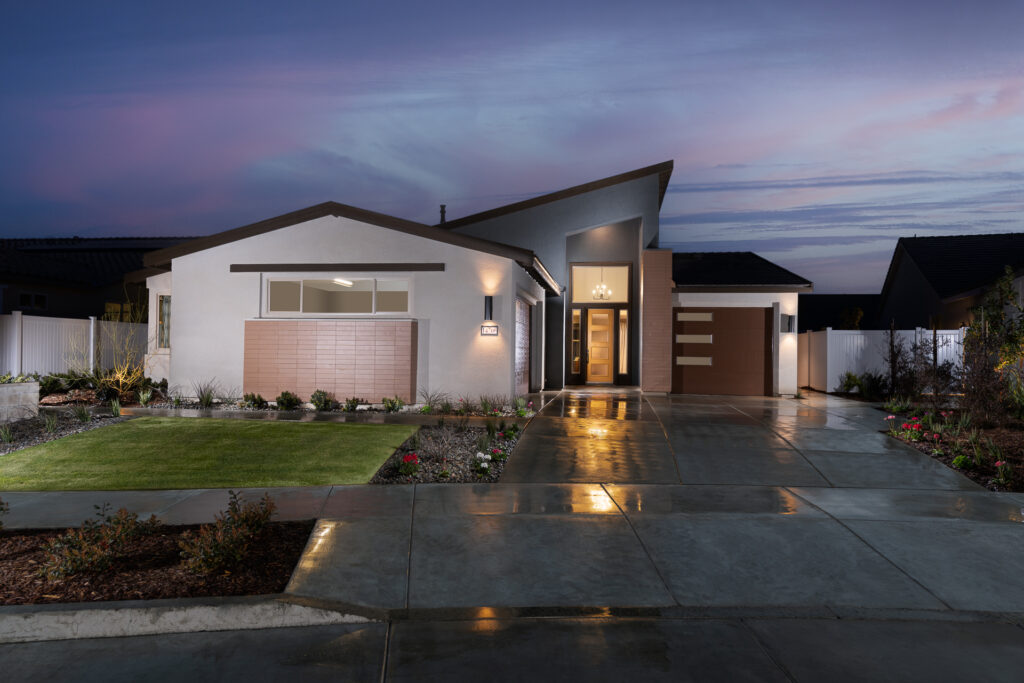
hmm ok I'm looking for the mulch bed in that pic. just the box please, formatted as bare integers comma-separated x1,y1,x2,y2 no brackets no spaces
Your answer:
371,424,519,484
880,407,1024,492
0,521,313,606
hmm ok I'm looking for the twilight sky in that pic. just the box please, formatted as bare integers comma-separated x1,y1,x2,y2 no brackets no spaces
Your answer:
2,0,1022,292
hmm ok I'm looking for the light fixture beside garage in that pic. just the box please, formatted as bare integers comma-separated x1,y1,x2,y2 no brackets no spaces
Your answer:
481,295,498,336
781,314,795,333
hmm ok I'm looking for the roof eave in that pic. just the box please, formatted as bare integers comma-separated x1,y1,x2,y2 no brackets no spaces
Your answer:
439,160,674,230
673,284,814,294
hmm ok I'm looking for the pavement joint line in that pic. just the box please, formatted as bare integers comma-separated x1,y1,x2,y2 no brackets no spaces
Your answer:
0,594,372,644
379,621,393,683
403,484,418,610
643,395,684,484
738,617,799,683
600,483,680,607
782,486,956,612
730,401,837,488
315,485,334,519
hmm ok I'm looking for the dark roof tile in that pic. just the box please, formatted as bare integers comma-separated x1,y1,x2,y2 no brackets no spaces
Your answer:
672,251,812,287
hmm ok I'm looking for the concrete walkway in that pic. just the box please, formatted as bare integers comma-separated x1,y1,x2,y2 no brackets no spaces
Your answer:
5,391,1024,680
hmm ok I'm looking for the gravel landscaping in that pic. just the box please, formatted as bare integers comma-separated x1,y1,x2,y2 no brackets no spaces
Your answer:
1,410,129,457
371,422,522,484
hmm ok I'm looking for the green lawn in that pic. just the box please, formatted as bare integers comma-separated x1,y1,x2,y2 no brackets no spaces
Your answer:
0,417,417,491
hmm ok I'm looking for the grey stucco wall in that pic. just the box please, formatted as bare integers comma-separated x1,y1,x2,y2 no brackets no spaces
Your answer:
449,173,662,388
0,381,38,423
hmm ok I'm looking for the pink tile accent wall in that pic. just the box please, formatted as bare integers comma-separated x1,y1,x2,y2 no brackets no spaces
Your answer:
641,250,673,392
243,320,417,403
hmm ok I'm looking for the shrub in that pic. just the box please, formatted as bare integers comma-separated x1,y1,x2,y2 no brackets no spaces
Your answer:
343,396,364,412
40,504,160,580
0,423,12,443
398,452,420,476
69,404,91,423
110,397,121,417
42,412,59,433
242,393,268,409
858,372,889,401
275,391,302,410
837,371,860,393
457,395,477,415
179,492,275,574
418,388,450,413
476,433,492,451
137,387,153,407
952,454,974,470
485,419,497,439
310,389,336,411
382,396,404,413
192,378,220,409
38,374,64,397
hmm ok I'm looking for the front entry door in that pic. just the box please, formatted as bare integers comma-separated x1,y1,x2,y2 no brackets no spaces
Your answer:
586,308,614,383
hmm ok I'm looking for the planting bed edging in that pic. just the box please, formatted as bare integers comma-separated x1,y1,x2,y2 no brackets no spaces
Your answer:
0,594,371,644
0,382,38,423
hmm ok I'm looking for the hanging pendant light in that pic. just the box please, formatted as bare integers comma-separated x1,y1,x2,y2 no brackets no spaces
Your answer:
592,267,611,300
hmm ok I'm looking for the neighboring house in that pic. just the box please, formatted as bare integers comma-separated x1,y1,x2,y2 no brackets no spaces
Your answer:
878,233,1024,329
142,161,813,399
797,293,882,332
0,237,190,320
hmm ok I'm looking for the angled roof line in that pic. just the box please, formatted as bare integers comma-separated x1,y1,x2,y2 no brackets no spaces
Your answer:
142,201,561,295
437,160,674,230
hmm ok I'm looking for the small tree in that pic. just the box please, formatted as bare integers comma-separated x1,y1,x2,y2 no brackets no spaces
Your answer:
961,267,1024,426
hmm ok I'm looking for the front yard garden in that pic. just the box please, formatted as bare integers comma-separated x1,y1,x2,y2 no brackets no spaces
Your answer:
0,417,416,490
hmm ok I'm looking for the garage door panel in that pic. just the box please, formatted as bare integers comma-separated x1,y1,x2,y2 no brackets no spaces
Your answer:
672,307,771,396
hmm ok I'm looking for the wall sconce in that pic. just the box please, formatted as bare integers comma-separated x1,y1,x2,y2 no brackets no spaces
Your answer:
481,295,498,336
781,314,795,333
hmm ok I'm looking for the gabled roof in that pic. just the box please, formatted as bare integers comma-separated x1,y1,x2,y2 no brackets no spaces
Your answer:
142,201,561,295
437,161,674,230
672,252,813,292
881,233,1024,302
0,237,191,287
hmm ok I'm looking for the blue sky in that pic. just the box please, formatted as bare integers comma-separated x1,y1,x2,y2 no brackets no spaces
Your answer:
2,0,1022,292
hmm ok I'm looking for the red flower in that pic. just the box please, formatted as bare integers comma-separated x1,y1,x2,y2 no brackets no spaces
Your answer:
491,448,501,454
403,453,419,463
910,416,920,421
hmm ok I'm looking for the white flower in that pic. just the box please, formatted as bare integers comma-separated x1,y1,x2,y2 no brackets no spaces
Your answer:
479,462,489,469
475,452,492,461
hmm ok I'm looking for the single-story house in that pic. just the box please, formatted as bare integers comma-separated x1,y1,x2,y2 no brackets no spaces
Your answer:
141,161,812,401
879,233,1024,329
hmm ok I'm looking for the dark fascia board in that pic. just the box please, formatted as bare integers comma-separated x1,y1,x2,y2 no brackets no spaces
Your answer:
230,263,446,272
142,201,561,295
123,266,170,284
673,284,814,294
438,161,674,230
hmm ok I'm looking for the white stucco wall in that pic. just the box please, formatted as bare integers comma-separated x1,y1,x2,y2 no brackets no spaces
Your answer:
673,291,800,396
144,271,172,383
154,216,545,399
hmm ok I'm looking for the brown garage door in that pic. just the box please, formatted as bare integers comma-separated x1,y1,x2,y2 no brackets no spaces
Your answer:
671,307,772,396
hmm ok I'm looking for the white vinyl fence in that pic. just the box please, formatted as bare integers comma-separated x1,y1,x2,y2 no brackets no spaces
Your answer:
0,311,147,376
798,327,965,393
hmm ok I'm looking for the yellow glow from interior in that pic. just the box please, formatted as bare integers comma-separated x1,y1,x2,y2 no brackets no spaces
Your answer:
332,278,353,287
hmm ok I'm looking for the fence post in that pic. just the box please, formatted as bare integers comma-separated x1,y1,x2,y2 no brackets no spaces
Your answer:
88,316,97,372
12,310,23,375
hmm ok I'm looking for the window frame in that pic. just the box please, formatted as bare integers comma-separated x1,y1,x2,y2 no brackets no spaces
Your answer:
262,275,412,318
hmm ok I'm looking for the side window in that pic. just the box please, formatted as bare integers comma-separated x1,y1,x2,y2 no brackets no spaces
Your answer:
158,295,171,348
